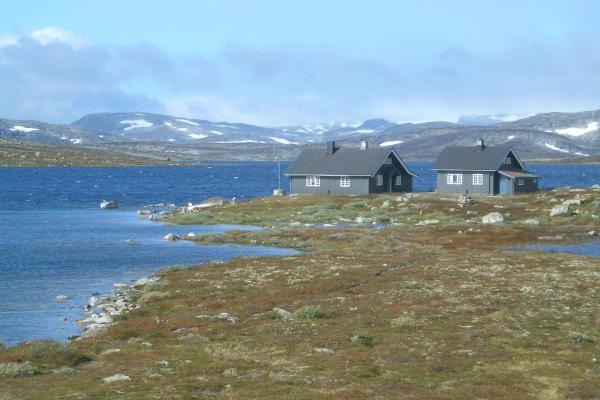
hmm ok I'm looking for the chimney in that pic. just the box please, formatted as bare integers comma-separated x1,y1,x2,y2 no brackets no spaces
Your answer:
360,140,368,150
326,141,337,155
476,137,485,149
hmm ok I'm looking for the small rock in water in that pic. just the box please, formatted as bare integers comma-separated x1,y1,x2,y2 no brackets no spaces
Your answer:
59,316,67,321
103,374,130,383
100,200,119,209
482,212,504,224
163,233,180,241
113,282,128,289
55,295,69,301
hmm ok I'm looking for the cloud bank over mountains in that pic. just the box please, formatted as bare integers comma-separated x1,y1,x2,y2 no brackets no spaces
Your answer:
1,26,600,125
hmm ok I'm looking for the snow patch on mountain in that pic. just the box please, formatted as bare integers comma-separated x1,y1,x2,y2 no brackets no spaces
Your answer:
215,139,265,144
177,127,189,132
553,121,598,137
545,143,569,153
270,137,299,145
344,129,374,135
69,138,82,144
214,124,238,129
379,140,403,147
120,119,153,130
188,133,207,139
176,118,200,126
507,135,515,140
210,130,224,135
10,126,39,133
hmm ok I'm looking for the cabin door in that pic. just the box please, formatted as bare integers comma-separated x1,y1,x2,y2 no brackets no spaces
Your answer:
499,178,510,195
389,175,395,192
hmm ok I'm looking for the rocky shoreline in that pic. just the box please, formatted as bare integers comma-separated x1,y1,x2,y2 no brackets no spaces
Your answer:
73,276,159,340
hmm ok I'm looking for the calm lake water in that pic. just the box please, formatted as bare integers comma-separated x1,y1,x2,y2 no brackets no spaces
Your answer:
0,161,598,345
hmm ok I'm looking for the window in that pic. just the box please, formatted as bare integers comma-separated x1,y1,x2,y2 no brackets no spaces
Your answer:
472,174,483,185
518,179,524,186
376,175,383,186
306,176,320,187
446,173,463,185
340,176,350,188
395,175,402,186
384,157,393,164
533,178,538,184
504,157,512,164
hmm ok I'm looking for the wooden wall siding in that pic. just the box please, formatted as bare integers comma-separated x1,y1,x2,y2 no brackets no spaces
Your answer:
290,176,371,195
436,171,495,195
513,176,539,194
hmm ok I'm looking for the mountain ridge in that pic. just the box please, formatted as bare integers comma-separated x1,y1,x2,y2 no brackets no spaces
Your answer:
1,109,599,161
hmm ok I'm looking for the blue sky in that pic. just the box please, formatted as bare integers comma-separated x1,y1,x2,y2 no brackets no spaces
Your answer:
1,0,600,125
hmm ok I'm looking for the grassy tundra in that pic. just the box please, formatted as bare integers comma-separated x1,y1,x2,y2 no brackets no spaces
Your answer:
1,187,600,399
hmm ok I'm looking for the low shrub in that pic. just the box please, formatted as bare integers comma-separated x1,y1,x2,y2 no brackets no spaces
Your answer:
0,361,39,377
293,305,321,319
25,340,91,367
342,200,369,210
138,291,169,304
302,202,338,214
157,264,188,277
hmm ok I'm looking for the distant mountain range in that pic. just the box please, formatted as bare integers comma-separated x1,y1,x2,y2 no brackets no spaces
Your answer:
1,109,600,160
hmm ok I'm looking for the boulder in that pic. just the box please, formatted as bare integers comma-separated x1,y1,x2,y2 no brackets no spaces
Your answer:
416,219,439,226
103,374,130,383
538,235,564,241
482,212,504,224
522,218,540,225
550,204,571,217
563,199,581,206
163,233,180,241
100,200,118,209
272,188,286,196
113,282,128,289
273,307,294,321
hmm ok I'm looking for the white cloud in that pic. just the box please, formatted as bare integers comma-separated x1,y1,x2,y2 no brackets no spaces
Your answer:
0,32,19,48
30,27,90,50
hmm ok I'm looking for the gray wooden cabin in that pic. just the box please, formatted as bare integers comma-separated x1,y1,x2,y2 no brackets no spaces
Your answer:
285,141,416,195
433,138,539,195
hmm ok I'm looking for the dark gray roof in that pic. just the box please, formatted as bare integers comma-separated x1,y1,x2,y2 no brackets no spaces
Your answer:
433,146,523,171
498,170,539,179
285,147,415,176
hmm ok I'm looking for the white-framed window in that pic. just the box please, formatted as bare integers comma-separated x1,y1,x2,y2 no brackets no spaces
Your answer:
395,175,402,186
472,174,483,185
504,157,512,164
532,178,538,184
306,176,320,187
376,175,383,186
384,157,393,164
446,173,463,185
518,179,524,186
340,176,350,188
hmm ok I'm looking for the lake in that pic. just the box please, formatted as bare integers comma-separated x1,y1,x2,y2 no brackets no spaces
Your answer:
0,161,598,345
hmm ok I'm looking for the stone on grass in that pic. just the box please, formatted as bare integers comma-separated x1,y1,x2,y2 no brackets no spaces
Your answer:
482,212,504,224
538,235,564,241
550,204,571,217
273,307,294,321
563,199,581,206
113,282,128,289
416,219,439,226
103,374,130,383
314,347,335,354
